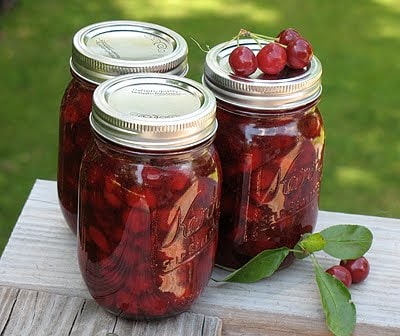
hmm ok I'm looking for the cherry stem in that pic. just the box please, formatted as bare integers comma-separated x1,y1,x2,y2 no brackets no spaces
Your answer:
288,248,303,253
238,28,252,37
190,37,210,53
230,29,286,48
192,28,287,54
309,253,321,270
250,32,276,41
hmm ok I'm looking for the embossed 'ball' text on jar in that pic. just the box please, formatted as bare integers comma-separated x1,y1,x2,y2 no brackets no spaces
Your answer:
58,20,188,233
203,39,325,270
77,74,221,319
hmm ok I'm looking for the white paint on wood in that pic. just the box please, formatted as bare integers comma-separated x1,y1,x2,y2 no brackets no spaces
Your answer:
0,179,399,335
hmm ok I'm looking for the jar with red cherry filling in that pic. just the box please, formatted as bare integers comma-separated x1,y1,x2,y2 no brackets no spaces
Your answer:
78,74,221,319
203,39,324,270
58,20,188,233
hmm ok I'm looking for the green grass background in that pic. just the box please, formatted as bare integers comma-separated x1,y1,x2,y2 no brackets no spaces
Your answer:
1,0,399,253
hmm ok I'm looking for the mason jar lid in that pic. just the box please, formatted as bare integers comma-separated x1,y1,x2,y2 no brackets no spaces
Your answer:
70,20,188,84
90,74,217,151
203,39,322,110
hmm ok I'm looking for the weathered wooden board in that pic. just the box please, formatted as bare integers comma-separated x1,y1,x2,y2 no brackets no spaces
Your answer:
0,179,399,335
0,286,222,336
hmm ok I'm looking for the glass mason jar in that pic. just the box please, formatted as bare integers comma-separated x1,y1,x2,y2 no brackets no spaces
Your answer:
78,74,221,319
58,20,188,233
203,39,325,270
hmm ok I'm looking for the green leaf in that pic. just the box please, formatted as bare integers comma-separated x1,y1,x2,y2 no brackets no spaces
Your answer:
293,233,311,259
293,232,326,259
299,232,326,253
293,243,309,259
221,247,289,283
320,224,373,260
314,259,356,336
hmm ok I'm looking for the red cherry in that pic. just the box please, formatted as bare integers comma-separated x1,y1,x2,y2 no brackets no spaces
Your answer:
325,265,352,288
87,166,104,186
88,226,111,252
122,207,150,235
142,166,164,188
286,37,313,69
123,186,142,208
240,147,263,173
74,123,92,150
245,203,263,223
298,112,322,138
277,28,301,46
250,165,280,205
63,104,81,123
104,190,122,208
340,257,370,283
229,46,258,77
169,169,190,191
140,292,169,316
239,238,277,256
114,289,139,315
142,187,158,209
74,88,93,115
256,43,287,75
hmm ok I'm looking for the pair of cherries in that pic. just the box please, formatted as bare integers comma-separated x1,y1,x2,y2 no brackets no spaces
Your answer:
326,256,370,288
228,28,313,76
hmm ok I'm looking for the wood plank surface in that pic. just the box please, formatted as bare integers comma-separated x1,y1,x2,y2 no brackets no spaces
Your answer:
0,286,222,336
0,179,399,335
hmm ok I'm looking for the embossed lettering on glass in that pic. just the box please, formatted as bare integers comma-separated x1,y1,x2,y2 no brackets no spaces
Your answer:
57,21,188,233
77,74,221,319
203,39,325,269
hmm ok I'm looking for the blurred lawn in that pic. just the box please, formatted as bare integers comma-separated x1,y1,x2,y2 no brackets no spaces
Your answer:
1,0,399,253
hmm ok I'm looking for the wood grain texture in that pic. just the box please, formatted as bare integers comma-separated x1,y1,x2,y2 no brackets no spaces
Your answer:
0,286,222,336
0,286,84,336
0,179,399,335
0,286,19,332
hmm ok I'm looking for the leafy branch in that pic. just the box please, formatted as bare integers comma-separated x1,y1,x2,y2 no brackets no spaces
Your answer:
213,224,373,336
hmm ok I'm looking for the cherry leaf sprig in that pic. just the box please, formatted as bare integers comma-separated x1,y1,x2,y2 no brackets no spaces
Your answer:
214,224,373,336
312,254,356,336
222,247,289,283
